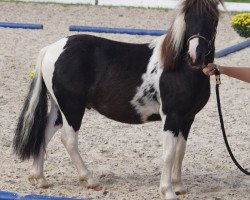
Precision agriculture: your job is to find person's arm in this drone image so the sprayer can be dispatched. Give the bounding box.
[203,63,250,83]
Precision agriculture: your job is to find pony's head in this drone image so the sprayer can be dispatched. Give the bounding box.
[161,0,224,71]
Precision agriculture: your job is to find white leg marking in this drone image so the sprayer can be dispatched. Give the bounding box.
[188,38,199,63]
[159,109,178,199]
[29,150,48,188]
[60,116,101,191]
[160,130,178,200]
[172,133,187,195]
[29,101,62,188]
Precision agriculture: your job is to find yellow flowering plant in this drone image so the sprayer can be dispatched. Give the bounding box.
[231,13,250,38]
[28,69,35,78]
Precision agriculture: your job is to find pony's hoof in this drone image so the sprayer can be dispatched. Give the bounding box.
[87,178,102,191]
[175,191,187,195]
[159,186,179,200]
[28,174,49,188]
[87,184,103,191]
[173,182,187,196]
[80,176,102,191]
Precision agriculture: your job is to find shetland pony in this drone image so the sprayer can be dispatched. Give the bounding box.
[14,0,223,199]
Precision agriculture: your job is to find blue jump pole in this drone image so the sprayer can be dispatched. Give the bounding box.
[215,39,250,58]
[0,191,85,200]
[0,191,18,200]
[69,26,166,36]
[0,22,43,29]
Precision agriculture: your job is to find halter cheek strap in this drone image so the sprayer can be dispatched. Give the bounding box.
[187,28,217,57]
[187,34,212,57]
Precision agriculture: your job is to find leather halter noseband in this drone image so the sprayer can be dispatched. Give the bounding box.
[186,30,217,70]
[187,28,217,56]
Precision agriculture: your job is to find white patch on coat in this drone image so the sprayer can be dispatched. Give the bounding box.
[188,38,199,63]
[130,36,165,122]
[41,38,68,106]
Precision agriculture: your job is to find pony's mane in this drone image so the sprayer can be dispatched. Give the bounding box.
[181,0,224,18]
[161,0,224,71]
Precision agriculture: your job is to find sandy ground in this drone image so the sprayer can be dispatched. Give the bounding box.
[0,2,249,200]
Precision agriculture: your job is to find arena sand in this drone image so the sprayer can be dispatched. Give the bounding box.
[0,2,249,200]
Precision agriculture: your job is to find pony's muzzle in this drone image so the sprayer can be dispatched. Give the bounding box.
[187,51,204,68]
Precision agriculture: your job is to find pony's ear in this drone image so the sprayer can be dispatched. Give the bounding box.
[211,0,226,15]
[218,0,226,10]
[218,0,225,5]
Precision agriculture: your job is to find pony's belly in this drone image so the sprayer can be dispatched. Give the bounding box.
[92,103,143,124]
[91,99,160,124]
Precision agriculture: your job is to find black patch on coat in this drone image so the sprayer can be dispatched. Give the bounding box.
[137,98,145,106]
[151,67,156,74]
[148,85,155,94]
[55,110,62,126]
[152,92,158,103]
[52,34,154,130]
[147,114,161,121]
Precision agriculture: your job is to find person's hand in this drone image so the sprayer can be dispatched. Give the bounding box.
[203,63,218,76]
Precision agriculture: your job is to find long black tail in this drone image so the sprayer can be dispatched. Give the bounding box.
[13,47,48,160]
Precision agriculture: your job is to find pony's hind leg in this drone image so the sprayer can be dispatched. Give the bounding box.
[59,103,101,191]
[28,100,62,188]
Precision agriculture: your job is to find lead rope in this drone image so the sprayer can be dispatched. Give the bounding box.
[214,68,250,175]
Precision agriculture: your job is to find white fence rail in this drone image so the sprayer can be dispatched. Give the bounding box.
[13,0,96,4]
[11,0,250,12]
[98,0,178,9]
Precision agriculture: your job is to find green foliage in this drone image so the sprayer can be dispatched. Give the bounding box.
[226,0,250,2]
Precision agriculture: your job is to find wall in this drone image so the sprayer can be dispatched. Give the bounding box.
[11,0,250,12]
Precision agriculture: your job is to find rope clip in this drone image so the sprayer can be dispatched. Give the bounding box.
[214,65,221,85]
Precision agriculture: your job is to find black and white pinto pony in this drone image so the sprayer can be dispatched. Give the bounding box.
[13,0,224,199]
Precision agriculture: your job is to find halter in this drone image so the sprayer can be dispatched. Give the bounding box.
[186,29,217,70]
[187,29,217,57]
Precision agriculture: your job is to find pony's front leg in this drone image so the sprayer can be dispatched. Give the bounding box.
[159,113,179,200]
[172,133,187,195]
[172,120,193,196]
